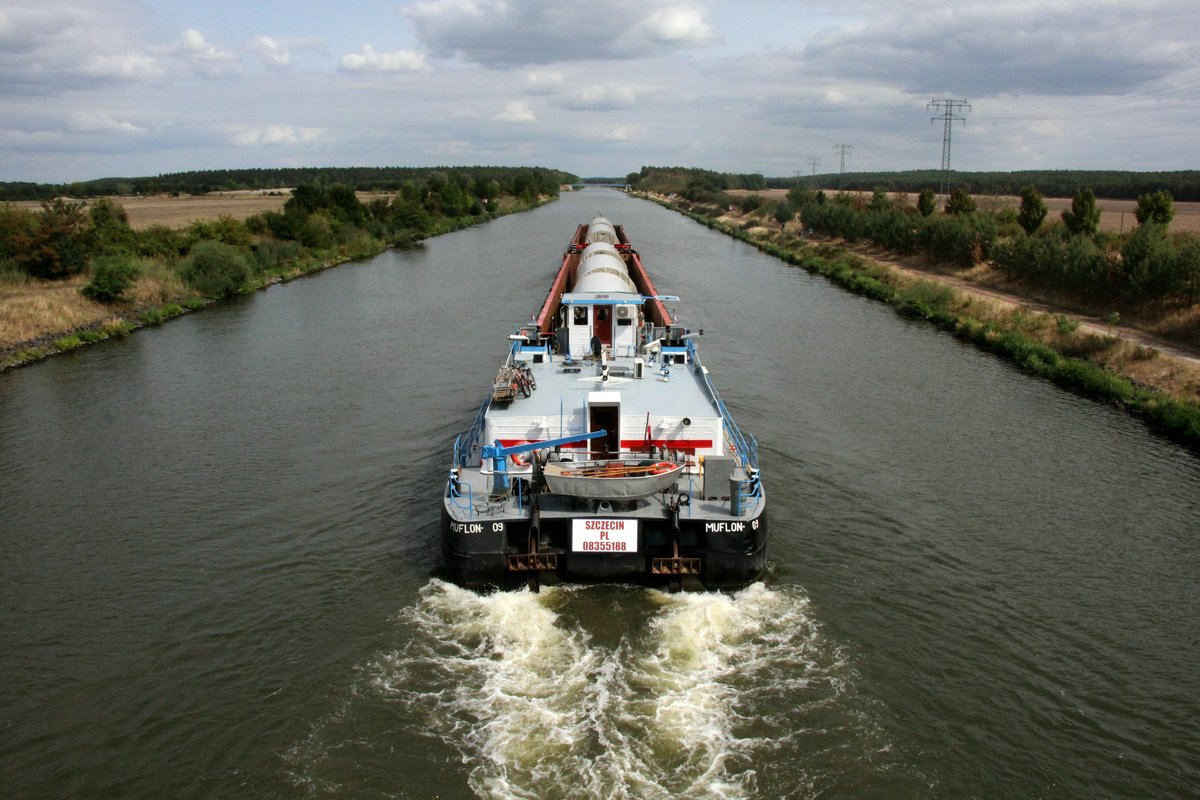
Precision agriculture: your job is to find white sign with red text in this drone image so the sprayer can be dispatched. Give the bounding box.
[572,519,638,553]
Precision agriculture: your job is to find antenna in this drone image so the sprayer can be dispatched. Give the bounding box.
[928,98,971,194]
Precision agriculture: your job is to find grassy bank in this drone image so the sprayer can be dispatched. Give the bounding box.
[1,192,553,372]
[648,195,1200,451]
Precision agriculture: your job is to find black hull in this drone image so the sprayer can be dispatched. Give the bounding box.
[441,506,768,591]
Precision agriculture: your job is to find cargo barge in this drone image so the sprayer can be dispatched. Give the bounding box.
[442,217,766,590]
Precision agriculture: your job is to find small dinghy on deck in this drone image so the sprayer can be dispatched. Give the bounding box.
[542,459,684,500]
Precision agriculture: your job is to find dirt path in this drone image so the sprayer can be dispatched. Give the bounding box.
[822,237,1200,368]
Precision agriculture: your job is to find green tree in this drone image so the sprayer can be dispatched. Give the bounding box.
[15,199,91,279]
[1017,186,1047,235]
[82,256,140,303]
[917,188,937,217]
[1121,222,1173,305]
[299,213,333,249]
[773,201,795,226]
[189,215,251,247]
[326,184,367,226]
[786,186,816,207]
[1062,188,1101,236]
[739,194,765,213]
[287,184,328,214]
[1174,238,1200,304]
[0,205,36,262]
[88,197,128,228]
[944,187,976,216]
[179,240,252,297]
[868,187,891,213]
[1134,189,1174,226]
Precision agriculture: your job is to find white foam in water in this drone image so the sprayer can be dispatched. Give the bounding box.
[367,580,828,800]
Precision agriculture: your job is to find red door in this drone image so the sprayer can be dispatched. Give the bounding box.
[595,306,613,345]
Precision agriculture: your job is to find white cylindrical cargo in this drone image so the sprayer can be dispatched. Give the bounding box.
[575,242,636,292]
[585,216,618,244]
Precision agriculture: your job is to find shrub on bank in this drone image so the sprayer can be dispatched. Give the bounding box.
[82,256,141,303]
[179,240,252,297]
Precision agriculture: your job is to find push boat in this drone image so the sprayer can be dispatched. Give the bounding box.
[442,216,766,590]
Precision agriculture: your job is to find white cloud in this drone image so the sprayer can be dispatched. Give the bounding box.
[68,111,148,134]
[797,1,1194,96]
[644,6,715,46]
[494,101,537,123]
[254,36,291,68]
[558,84,638,111]
[525,71,565,95]
[339,44,431,73]
[0,1,162,94]
[405,0,717,66]
[230,125,327,146]
[166,28,241,78]
[603,125,642,142]
[82,53,162,80]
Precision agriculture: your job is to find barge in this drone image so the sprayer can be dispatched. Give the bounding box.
[442,216,766,590]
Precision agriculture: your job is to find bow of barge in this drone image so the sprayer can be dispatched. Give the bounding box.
[442,217,767,591]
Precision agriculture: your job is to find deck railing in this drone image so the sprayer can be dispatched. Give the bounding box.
[735,469,764,516]
[687,338,760,471]
[454,392,491,468]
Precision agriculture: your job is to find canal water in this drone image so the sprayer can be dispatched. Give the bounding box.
[2,190,1198,799]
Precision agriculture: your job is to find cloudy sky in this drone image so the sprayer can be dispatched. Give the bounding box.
[2,0,1197,183]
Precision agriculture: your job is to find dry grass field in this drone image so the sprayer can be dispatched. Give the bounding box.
[10,190,290,230]
[727,189,1200,234]
[114,191,290,229]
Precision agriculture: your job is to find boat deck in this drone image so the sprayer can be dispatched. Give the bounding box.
[441,217,766,590]
[489,347,719,434]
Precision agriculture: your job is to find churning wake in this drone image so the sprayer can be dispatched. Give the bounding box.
[345,579,860,800]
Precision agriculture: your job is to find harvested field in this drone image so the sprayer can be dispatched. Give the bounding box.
[113,192,290,230]
[726,189,1200,234]
[10,190,289,230]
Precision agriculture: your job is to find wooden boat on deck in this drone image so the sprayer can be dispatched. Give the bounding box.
[542,458,684,500]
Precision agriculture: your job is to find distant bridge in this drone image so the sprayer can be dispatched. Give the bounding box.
[571,183,630,190]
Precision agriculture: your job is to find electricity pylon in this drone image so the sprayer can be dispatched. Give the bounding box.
[832,145,851,187]
[928,98,970,194]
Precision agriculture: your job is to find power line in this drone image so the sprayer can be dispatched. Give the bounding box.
[807,156,821,176]
[928,98,970,193]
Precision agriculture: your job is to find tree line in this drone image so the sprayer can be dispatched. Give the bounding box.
[640,160,1199,313]
[787,185,1199,311]
[770,169,1200,202]
[627,165,1200,203]
[0,166,575,202]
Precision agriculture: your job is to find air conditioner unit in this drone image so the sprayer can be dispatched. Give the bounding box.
[616,305,632,319]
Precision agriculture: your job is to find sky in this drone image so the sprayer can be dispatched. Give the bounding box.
[1,0,1198,183]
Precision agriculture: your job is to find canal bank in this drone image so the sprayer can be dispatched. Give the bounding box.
[0,197,556,374]
[645,194,1200,451]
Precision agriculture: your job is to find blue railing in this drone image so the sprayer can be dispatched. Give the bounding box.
[454,393,491,468]
[687,338,760,471]
[736,469,764,515]
[447,470,476,515]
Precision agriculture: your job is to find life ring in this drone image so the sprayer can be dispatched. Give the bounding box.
[650,461,674,475]
[509,441,531,468]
